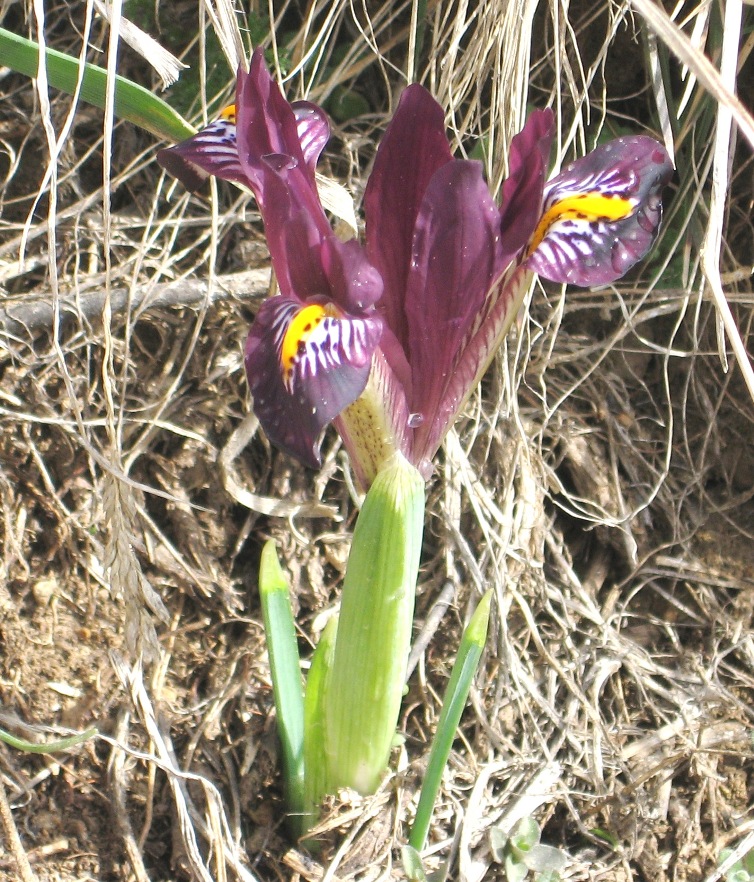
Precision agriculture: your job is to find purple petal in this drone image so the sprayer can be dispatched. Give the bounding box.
[403,160,507,461]
[156,82,329,193]
[245,297,382,467]
[261,192,331,303]
[413,262,532,466]
[321,237,384,312]
[292,101,330,172]
[234,52,384,315]
[526,136,674,286]
[235,50,323,219]
[364,84,454,352]
[156,111,246,192]
[498,109,555,261]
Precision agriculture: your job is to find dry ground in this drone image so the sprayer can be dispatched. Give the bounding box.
[1,1,754,881]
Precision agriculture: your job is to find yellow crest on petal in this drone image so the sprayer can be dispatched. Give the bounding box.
[528,191,637,255]
[219,104,237,123]
[280,303,343,389]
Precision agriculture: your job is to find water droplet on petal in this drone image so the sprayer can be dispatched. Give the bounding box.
[264,152,298,172]
[408,412,424,428]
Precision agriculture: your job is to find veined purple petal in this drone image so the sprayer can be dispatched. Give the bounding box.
[498,108,555,262]
[156,109,246,192]
[413,262,532,466]
[235,50,324,221]
[404,159,507,460]
[364,85,454,352]
[156,79,329,194]
[245,297,383,468]
[526,136,674,286]
[321,237,384,312]
[292,101,330,172]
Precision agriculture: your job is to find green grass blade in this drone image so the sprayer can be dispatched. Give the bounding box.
[0,726,97,754]
[0,27,195,142]
[409,590,492,853]
[303,616,338,836]
[259,540,306,835]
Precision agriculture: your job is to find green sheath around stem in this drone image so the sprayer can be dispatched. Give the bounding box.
[323,454,425,795]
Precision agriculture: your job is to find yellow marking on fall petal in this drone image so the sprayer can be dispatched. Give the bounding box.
[280,304,335,382]
[528,191,637,254]
[219,104,236,124]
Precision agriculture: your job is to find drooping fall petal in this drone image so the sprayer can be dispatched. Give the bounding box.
[156,94,329,193]
[526,135,674,286]
[156,109,245,191]
[245,297,383,467]
[364,84,454,353]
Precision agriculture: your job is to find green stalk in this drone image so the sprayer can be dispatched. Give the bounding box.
[258,541,306,837]
[409,590,492,853]
[0,27,195,142]
[323,454,425,795]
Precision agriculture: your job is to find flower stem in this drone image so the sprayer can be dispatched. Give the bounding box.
[323,454,425,795]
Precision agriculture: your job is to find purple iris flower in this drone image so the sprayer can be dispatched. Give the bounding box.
[158,48,673,487]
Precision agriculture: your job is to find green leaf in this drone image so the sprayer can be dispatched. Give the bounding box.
[0,27,195,142]
[534,870,562,882]
[590,827,619,849]
[302,616,338,831]
[0,725,96,754]
[408,590,492,853]
[505,853,529,882]
[401,845,428,882]
[524,844,567,874]
[259,540,306,836]
[323,454,425,796]
[490,826,508,863]
[510,817,541,859]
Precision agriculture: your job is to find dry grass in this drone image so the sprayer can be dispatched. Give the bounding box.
[1,0,753,880]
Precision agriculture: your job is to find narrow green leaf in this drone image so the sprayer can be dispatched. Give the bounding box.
[324,454,425,795]
[0,726,97,754]
[303,616,338,833]
[0,27,195,142]
[259,540,306,836]
[408,590,492,853]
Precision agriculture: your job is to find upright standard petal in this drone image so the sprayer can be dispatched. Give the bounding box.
[364,85,454,352]
[234,53,383,315]
[245,297,383,467]
[526,136,674,286]
[498,109,555,261]
[403,160,506,463]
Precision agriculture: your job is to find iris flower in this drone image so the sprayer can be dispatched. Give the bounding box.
[159,48,673,488]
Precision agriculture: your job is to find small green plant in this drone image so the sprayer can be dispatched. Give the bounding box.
[719,846,754,882]
[490,817,567,882]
